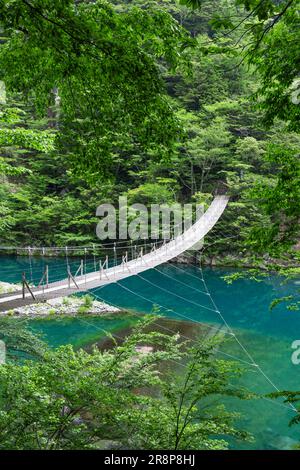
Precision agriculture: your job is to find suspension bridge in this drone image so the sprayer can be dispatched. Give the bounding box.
[0,195,228,312]
[0,193,297,416]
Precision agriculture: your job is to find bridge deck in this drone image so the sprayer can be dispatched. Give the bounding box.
[0,195,229,312]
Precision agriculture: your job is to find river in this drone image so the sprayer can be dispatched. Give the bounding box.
[0,254,299,449]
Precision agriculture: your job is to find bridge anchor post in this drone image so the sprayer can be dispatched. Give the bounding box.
[22,272,36,301]
[38,265,49,293]
[22,272,25,299]
[67,268,79,289]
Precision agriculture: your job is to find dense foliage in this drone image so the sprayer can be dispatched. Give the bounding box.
[0,317,249,450]
[0,0,190,178]
[0,0,299,452]
[0,316,46,359]
[0,0,298,260]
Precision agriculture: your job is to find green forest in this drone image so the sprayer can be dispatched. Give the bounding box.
[0,0,299,454]
[0,0,298,261]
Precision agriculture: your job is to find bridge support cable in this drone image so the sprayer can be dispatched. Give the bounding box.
[90,287,246,358]
[92,243,97,272]
[134,266,297,412]
[84,248,87,285]
[149,264,209,296]
[37,265,49,292]
[0,196,229,305]
[136,273,218,314]
[113,243,117,278]
[27,247,34,284]
[121,252,131,273]
[194,251,297,412]
[99,256,109,280]
[21,272,36,300]
[75,289,295,415]
[67,267,80,289]
[91,283,290,383]
[152,249,298,413]
[75,260,84,278]
[65,246,70,272]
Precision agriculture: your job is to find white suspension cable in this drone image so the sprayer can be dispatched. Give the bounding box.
[136,273,219,314]
[86,289,296,414]
[195,250,297,413]
[109,256,297,413]
[149,264,209,296]
[90,288,252,365]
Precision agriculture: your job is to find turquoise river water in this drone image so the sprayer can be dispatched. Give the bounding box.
[1,254,300,450]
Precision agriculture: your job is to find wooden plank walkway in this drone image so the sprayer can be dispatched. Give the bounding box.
[0,196,229,312]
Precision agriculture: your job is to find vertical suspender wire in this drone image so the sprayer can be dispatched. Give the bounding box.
[28,246,33,284]
[197,250,297,413]
[65,246,69,274]
[42,247,45,293]
[41,247,45,275]
[93,243,97,272]
[84,247,87,285]
[114,242,117,278]
[130,240,133,262]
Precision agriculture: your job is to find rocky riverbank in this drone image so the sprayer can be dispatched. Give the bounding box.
[0,291,120,318]
[0,281,20,294]
[173,252,300,269]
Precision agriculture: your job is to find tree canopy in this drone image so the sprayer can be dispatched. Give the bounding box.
[0,0,190,178]
[179,0,300,130]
